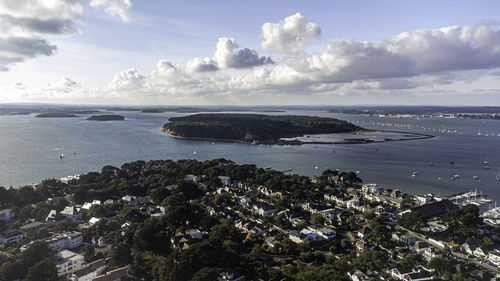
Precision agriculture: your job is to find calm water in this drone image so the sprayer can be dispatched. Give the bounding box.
[0,110,499,203]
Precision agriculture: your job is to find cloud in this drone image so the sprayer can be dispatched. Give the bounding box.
[186,57,218,73]
[214,37,273,69]
[261,13,321,53]
[110,68,146,89]
[89,0,132,22]
[0,0,83,20]
[0,37,57,71]
[0,14,76,35]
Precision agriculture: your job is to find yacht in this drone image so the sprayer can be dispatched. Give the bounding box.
[484,154,489,165]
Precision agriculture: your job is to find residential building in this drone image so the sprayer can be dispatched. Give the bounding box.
[46,231,83,250]
[70,259,106,281]
[0,230,25,245]
[92,266,129,281]
[488,250,500,267]
[55,250,85,276]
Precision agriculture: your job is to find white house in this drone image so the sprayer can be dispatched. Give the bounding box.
[60,206,84,222]
[55,250,85,276]
[473,247,488,260]
[70,259,106,281]
[307,225,336,240]
[488,250,500,267]
[252,202,275,216]
[218,176,231,186]
[46,231,83,250]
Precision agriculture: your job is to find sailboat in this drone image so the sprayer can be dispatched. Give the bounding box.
[496,172,500,181]
[193,150,197,155]
[484,154,489,165]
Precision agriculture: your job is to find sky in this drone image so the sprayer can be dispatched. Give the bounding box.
[1,0,500,105]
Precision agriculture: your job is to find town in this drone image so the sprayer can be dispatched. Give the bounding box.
[0,159,499,281]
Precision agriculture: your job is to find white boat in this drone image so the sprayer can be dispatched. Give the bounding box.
[473,175,480,180]
[193,150,197,155]
[496,172,500,181]
[484,165,491,170]
[59,153,64,159]
[412,171,419,177]
[484,154,489,165]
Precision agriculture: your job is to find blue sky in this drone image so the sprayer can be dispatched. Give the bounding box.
[1,0,500,105]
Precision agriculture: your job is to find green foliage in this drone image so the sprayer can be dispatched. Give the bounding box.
[310,213,325,225]
[398,211,427,231]
[25,259,59,281]
[442,204,482,237]
[352,250,388,272]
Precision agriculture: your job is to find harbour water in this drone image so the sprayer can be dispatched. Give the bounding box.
[0,110,499,203]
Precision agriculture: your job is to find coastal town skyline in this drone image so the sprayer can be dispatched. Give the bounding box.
[1,0,500,105]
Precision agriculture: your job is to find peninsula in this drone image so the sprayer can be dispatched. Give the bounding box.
[162,113,362,144]
[87,115,125,121]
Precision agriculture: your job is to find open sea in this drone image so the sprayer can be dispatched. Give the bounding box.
[1,110,499,204]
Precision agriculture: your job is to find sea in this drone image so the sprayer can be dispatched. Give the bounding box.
[0,110,499,204]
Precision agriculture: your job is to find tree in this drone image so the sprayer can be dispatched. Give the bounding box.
[190,267,219,281]
[398,211,427,231]
[310,213,325,225]
[442,204,482,237]
[25,260,59,281]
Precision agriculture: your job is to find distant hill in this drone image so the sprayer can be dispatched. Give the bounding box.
[35,112,79,118]
[163,113,361,143]
[87,115,125,121]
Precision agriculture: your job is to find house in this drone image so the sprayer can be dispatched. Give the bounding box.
[409,241,429,254]
[185,174,201,182]
[403,271,434,281]
[348,269,371,281]
[473,247,488,260]
[265,236,279,249]
[0,230,25,245]
[288,229,321,244]
[391,267,415,280]
[460,241,476,255]
[0,209,15,221]
[358,226,372,240]
[70,259,106,281]
[46,209,65,224]
[18,221,45,233]
[400,234,416,245]
[307,225,336,240]
[218,176,231,186]
[121,195,138,206]
[46,231,83,250]
[89,217,101,225]
[60,206,84,222]
[319,208,342,219]
[488,250,500,267]
[92,266,129,281]
[421,247,443,260]
[252,202,275,216]
[218,269,245,281]
[185,229,203,239]
[238,196,252,207]
[55,250,85,276]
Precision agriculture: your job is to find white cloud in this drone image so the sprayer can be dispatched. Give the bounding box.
[186,57,218,73]
[214,37,273,69]
[261,13,321,53]
[89,0,132,22]
[110,68,145,89]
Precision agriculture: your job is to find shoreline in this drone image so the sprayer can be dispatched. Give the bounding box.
[163,128,435,145]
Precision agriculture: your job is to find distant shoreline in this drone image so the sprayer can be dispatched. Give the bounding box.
[163,129,434,145]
